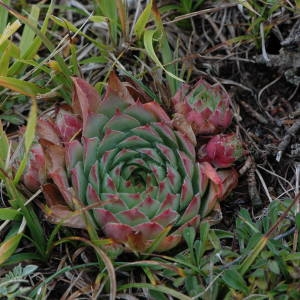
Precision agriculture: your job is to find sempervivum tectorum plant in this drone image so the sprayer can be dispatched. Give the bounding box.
[23,73,238,253]
[172,79,233,135]
[198,134,243,168]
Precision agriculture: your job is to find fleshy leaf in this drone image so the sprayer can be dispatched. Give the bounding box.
[179,177,194,209]
[83,137,99,175]
[72,77,100,125]
[42,183,86,228]
[56,109,82,142]
[86,184,101,207]
[101,173,117,193]
[143,102,171,123]
[84,113,108,138]
[116,208,149,226]
[200,162,222,185]
[124,102,159,124]
[65,140,83,172]
[131,125,163,144]
[177,195,201,225]
[152,208,179,227]
[118,193,142,209]
[138,196,160,219]
[104,110,141,132]
[199,134,243,168]
[100,72,134,117]
[156,143,177,166]
[174,215,200,235]
[166,164,181,192]
[23,144,46,191]
[138,148,163,164]
[97,129,127,156]
[104,222,133,243]
[134,221,164,240]
[95,208,119,227]
[154,234,182,252]
[37,119,60,144]
[159,193,180,212]
[70,161,88,204]
[118,135,151,149]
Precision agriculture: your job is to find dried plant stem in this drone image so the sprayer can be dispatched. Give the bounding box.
[240,100,268,124]
[246,158,262,207]
[276,120,300,162]
[255,169,273,203]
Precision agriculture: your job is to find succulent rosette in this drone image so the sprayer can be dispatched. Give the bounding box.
[198,134,243,168]
[172,79,233,135]
[23,74,238,253]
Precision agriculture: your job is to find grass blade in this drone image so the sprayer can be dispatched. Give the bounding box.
[95,0,118,45]
[0,19,21,46]
[0,76,48,96]
[0,233,22,265]
[19,5,40,55]
[116,0,127,39]
[50,15,108,50]
[3,180,47,259]
[13,98,37,184]
[0,0,9,33]
[0,120,9,170]
[143,29,183,85]
[117,283,192,300]
[151,3,179,94]
[0,208,22,220]
[134,0,152,40]
[0,41,19,76]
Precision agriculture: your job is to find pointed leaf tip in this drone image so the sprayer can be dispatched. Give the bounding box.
[105,71,134,104]
[143,102,171,123]
[72,77,100,123]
